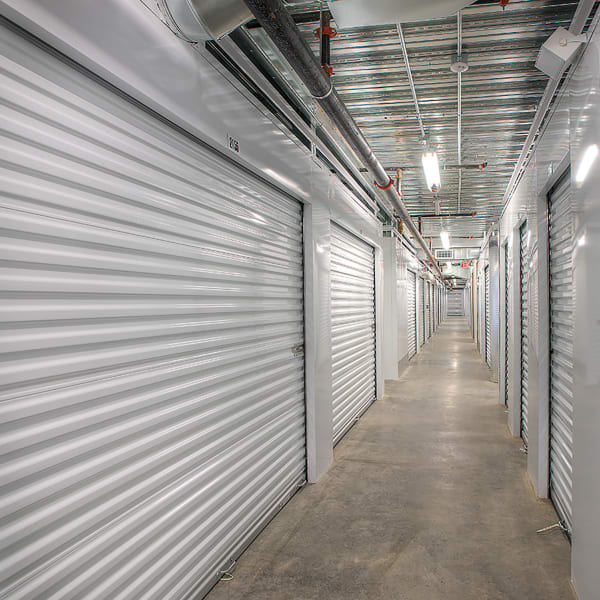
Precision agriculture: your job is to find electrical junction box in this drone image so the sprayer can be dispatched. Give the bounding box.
[535,26,586,79]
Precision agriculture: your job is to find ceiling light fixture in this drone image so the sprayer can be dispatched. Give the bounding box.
[440,231,450,250]
[422,150,441,193]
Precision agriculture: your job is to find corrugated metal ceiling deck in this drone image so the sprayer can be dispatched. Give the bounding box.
[249,0,579,238]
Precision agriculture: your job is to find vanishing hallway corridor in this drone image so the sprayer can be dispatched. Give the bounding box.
[206,318,573,600]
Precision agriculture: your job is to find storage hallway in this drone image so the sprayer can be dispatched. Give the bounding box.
[0,1,599,600]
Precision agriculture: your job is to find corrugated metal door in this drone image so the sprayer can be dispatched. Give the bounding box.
[548,172,574,532]
[448,290,464,315]
[432,285,435,332]
[407,270,417,359]
[419,277,426,346]
[425,281,432,339]
[504,243,510,406]
[0,24,306,600]
[485,265,491,366]
[330,224,376,445]
[520,222,529,447]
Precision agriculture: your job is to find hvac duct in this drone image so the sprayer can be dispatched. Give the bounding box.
[158,0,252,41]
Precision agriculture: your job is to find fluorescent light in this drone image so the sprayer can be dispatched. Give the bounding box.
[575,144,599,184]
[440,231,450,249]
[422,151,441,192]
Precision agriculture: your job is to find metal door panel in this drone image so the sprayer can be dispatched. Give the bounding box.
[505,243,510,406]
[485,265,491,367]
[520,222,529,447]
[330,224,376,445]
[407,270,417,359]
[0,25,305,600]
[419,277,426,346]
[548,172,574,532]
[448,290,464,315]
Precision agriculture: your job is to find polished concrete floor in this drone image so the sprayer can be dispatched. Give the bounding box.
[206,317,573,600]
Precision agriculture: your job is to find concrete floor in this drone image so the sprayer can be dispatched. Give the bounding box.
[206,317,573,600]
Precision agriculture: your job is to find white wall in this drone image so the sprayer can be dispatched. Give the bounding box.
[499,14,600,599]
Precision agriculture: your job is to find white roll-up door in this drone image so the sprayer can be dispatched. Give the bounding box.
[419,277,426,346]
[504,243,510,406]
[448,290,464,315]
[485,265,491,366]
[428,283,433,336]
[330,224,376,445]
[520,222,529,447]
[0,24,306,600]
[407,270,417,359]
[548,172,574,533]
[424,282,429,339]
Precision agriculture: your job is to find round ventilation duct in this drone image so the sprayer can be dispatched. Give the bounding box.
[158,0,252,41]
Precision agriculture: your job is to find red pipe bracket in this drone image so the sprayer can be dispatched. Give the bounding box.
[374,177,395,191]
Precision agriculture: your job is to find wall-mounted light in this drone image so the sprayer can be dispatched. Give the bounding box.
[575,144,598,184]
[440,231,450,249]
[422,151,441,192]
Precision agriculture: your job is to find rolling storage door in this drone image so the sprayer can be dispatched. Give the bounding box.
[0,24,306,600]
[407,271,417,359]
[504,243,510,406]
[448,290,464,315]
[520,222,529,446]
[548,172,574,532]
[425,282,431,340]
[485,266,491,366]
[419,277,426,346]
[428,283,434,336]
[330,224,376,445]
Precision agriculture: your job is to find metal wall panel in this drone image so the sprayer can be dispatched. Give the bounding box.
[0,25,306,600]
[407,270,417,359]
[485,265,491,367]
[549,172,574,532]
[330,224,376,445]
[520,222,530,447]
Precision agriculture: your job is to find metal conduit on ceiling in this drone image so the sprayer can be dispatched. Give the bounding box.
[249,0,585,239]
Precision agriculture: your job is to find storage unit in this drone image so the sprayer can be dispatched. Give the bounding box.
[448,290,464,315]
[0,22,306,600]
[426,282,432,338]
[425,281,430,341]
[330,224,376,445]
[548,172,574,532]
[419,277,426,346]
[407,270,417,359]
[504,243,510,406]
[520,222,529,446]
[485,265,491,367]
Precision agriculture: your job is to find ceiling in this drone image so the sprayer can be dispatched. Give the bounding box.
[247,0,580,241]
